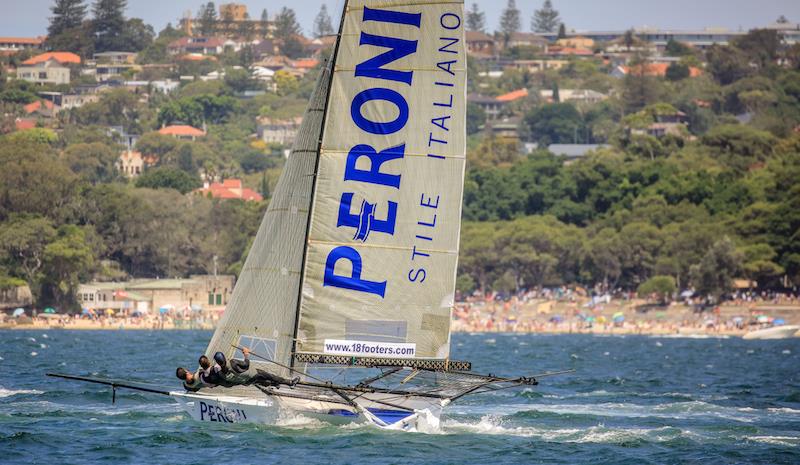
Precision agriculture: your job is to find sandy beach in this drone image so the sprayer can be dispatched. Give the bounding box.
[4,296,799,337]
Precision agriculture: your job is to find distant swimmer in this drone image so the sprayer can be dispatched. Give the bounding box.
[205,348,299,388]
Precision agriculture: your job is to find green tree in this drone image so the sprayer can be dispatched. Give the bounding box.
[665,62,690,81]
[62,142,120,183]
[733,28,780,69]
[274,7,302,38]
[313,4,334,38]
[466,101,486,135]
[665,39,692,57]
[135,167,201,194]
[259,172,269,198]
[177,144,195,173]
[706,44,752,85]
[48,0,87,38]
[198,2,217,36]
[740,243,784,287]
[691,237,742,300]
[0,134,79,222]
[466,3,486,33]
[41,225,96,310]
[637,275,676,303]
[235,13,253,40]
[622,50,660,112]
[118,18,155,52]
[524,103,583,146]
[532,0,560,33]
[92,0,128,52]
[499,0,521,46]
[0,216,56,298]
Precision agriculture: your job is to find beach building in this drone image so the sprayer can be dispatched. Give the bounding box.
[77,275,235,315]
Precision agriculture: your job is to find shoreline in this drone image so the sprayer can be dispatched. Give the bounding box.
[0,321,787,338]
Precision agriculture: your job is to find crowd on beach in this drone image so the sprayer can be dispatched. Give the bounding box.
[2,287,798,336]
[450,287,800,336]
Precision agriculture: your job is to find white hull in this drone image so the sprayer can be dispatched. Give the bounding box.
[170,390,444,431]
[743,325,800,340]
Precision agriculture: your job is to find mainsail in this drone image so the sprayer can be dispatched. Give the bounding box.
[206,0,467,378]
[295,0,467,362]
[204,59,335,376]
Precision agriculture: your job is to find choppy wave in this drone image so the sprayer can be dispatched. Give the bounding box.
[0,387,43,398]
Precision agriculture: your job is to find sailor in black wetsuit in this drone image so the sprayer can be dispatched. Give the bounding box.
[206,348,299,388]
[176,355,218,392]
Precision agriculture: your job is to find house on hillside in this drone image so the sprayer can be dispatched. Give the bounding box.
[23,99,56,118]
[507,59,568,73]
[465,31,496,56]
[256,116,302,146]
[38,91,100,112]
[16,52,80,85]
[484,116,522,141]
[548,144,611,160]
[158,124,206,141]
[91,51,139,81]
[118,150,145,178]
[611,63,702,78]
[193,179,263,202]
[507,32,548,49]
[0,36,44,55]
[540,88,608,105]
[168,37,232,55]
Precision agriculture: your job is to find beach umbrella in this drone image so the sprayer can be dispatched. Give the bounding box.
[732,316,744,323]
[44,307,56,314]
[105,308,115,315]
[774,318,785,326]
[12,308,25,317]
[191,304,203,312]
[131,310,144,318]
[81,308,93,315]
[612,312,625,322]
[549,315,564,323]
[680,290,694,298]
[756,315,769,323]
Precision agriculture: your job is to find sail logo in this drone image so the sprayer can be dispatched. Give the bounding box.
[323,6,422,298]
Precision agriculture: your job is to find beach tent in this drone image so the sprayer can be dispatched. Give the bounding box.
[159,304,175,314]
[12,308,25,317]
[44,307,56,314]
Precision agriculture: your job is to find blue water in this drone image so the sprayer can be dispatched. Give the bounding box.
[2,331,799,464]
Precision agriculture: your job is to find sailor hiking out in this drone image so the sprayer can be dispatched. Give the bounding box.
[177,348,298,392]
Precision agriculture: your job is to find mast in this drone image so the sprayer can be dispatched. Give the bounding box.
[289,0,350,369]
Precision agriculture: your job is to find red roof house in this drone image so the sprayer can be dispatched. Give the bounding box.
[22,51,81,65]
[158,125,206,140]
[194,179,263,202]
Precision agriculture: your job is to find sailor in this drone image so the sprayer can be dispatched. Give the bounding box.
[175,366,207,392]
[207,348,299,388]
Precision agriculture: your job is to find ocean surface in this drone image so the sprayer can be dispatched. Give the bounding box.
[1,330,799,465]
